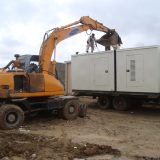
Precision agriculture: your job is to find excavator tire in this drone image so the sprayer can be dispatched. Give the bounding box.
[0,104,24,130]
[62,100,79,120]
[79,103,88,118]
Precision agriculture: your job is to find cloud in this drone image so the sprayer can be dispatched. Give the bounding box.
[66,0,160,42]
[0,0,160,67]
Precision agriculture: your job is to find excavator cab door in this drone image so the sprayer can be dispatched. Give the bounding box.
[14,73,45,93]
[27,73,45,92]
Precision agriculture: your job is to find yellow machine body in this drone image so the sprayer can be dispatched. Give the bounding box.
[0,71,64,98]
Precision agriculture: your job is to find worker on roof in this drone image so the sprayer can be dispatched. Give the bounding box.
[86,33,97,53]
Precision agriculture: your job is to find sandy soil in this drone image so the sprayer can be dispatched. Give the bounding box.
[0,98,160,160]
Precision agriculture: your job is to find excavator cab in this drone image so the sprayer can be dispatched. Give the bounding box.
[0,55,43,93]
[1,55,39,72]
[19,55,39,72]
[1,54,65,95]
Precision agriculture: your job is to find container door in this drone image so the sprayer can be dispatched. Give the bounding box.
[126,54,143,87]
[94,57,109,86]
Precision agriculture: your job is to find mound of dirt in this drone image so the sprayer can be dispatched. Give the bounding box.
[74,143,121,158]
[0,131,120,160]
[135,156,160,160]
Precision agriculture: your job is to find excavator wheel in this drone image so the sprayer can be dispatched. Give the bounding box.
[62,100,79,120]
[0,104,24,130]
[79,103,88,118]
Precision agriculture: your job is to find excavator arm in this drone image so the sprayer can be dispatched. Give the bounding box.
[39,16,113,74]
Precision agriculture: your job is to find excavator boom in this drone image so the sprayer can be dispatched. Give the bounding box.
[39,16,113,74]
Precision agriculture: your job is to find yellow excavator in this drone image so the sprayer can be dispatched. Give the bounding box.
[0,16,120,129]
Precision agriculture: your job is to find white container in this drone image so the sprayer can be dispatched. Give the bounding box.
[71,51,115,92]
[72,45,160,94]
[117,46,160,93]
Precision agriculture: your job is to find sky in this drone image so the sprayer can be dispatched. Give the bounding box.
[0,0,160,67]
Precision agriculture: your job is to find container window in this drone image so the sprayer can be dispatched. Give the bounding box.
[130,60,136,81]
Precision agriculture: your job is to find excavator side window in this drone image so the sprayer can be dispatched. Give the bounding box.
[14,75,28,92]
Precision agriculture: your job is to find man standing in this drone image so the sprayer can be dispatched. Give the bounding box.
[86,33,97,53]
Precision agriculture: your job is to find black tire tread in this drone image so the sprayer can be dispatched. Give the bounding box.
[0,104,24,130]
[62,100,79,120]
[98,96,111,109]
[113,97,130,111]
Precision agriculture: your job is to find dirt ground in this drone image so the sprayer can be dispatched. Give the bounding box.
[0,97,160,160]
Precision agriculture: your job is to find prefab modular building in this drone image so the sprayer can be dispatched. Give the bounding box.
[71,45,160,110]
[72,50,114,92]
